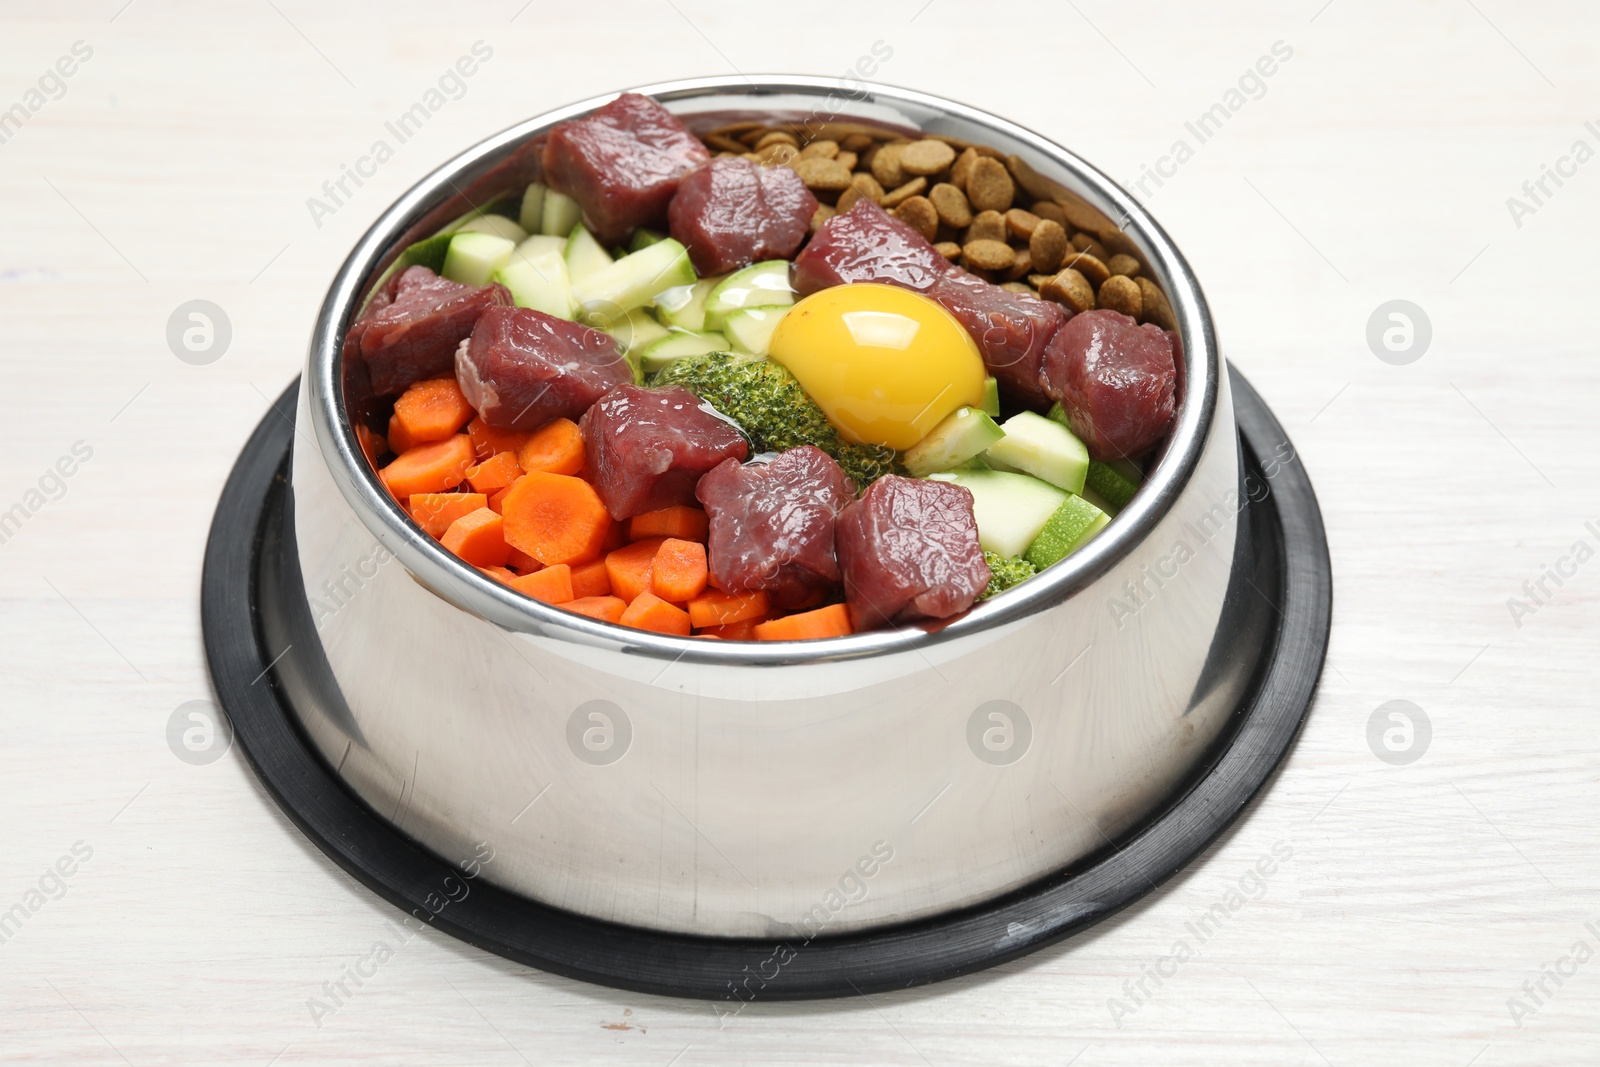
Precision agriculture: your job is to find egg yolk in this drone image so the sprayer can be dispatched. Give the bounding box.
[766,284,986,451]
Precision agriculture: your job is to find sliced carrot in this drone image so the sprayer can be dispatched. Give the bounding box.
[355,424,388,465]
[393,377,475,444]
[409,492,488,539]
[651,538,708,602]
[487,486,512,514]
[466,417,531,461]
[570,558,611,599]
[628,505,709,543]
[386,412,417,455]
[754,603,853,641]
[687,588,769,629]
[466,451,523,494]
[442,506,510,567]
[564,595,627,624]
[500,471,612,566]
[381,435,475,498]
[605,537,665,604]
[506,546,543,574]
[517,417,586,476]
[619,591,692,636]
[699,618,760,640]
[509,563,574,604]
[478,565,516,583]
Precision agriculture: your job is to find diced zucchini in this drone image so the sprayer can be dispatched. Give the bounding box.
[492,249,573,319]
[903,407,1005,477]
[570,238,697,324]
[927,468,1067,558]
[655,276,722,331]
[640,330,729,374]
[512,234,566,262]
[606,306,671,350]
[518,182,547,233]
[1024,495,1110,569]
[723,306,790,356]
[703,260,794,331]
[1085,458,1142,511]
[442,232,516,287]
[454,214,529,243]
[629,228,666,253]
[541,189,581,237]
[563,225,614,285]
[985,410,1090,494]
[980,377,1001,417]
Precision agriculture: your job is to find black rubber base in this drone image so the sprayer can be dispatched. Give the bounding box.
[202,368,1331,1001]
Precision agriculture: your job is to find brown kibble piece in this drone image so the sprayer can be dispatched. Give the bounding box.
[840,132,875,153]
[934,241,963,261]
[1007,248,1033,281]
[1097,275,1143,318]
[966,157,1015,213]
[799,139,839,159]
[1000,281,1035,294]
[836,186,865,213]
[1040,269,1096,314]
[755,130,799,150]
[809,203,836,234]
[1004,208,1041,241]
[791,156,854,191]
[758,142,799,167]
[928,183,972,228]
[949,147,979,191]
[835,151,857,172]
[1070,232,1109,260]
[1136,277,1176,330]
[1107,254,1142,278]
[1062,251,1110,286]
[965,209,1007,244]
[962,239,1016,272]
[900,139,957,176]
[871,143,907,188]
[1032,200,1067,227]
[704,132,749,154]
[880,177,927,209]
[1029,219,1069,274]
[894,196,939,241]
[1056,198,1114,235]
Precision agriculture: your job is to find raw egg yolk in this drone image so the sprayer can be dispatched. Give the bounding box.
[767,284,987,451]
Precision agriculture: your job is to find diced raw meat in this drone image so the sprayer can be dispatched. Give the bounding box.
[929,269,1063,411]
[667,157,818,276]
[455,306,634,431]
[1038,309,1176,461]
[349,266,512,396]
[791,198,954,296]
[541,92,711,244]
[581,385,749,519]
[695,446,855,608]
[834,475,990,631]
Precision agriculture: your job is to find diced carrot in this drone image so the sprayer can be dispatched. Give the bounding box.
[500,472,612,566]
[651,538,708,602]
[442,507,510,567]
[466,451,524,494]
[619,591,692,636]
[605,537,665,604]
[754,603,853,641]
[409,492,488,539]
[628,505,709,543]
[355,424,388,465]
[381,435,475,498]
[488,486,512,514]
[687,588,769,629]
[466,417,531,461]
[509,563,574,604]
[506,546,543,574]
[478,565,516,583]
[387,412,416,454]
[517,417,586,476]
[570,558,611,599]
[699,618,760,640]
[564,595,627,624]
[393,377,475,444]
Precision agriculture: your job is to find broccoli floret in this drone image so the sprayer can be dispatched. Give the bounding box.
[651,352,898,487]
[981,551,1037,600]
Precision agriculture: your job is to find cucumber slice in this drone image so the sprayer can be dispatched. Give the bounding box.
[563,225,614,285]
[629,228,666,253]
[985,410,1090,494]
[512,234,567,262]
[442,231,516,287]
[541,189,581,237]
[570,238,697,325]
[1025,495,1110,569]
[655,276,722,331]
[927,468,1067,558]
[454,214,529,243]
[606,306,671,350]
[1085,458,1142,510]
[639,330,728,374]
[492,249,573,319]
[518,182,546,233]
[903,407,1005,477]
[703,260,794,331]
[979,377,1001,417]
[723,306,790,356]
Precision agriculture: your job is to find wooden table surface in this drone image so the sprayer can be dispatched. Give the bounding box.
[3,1,1597,1063]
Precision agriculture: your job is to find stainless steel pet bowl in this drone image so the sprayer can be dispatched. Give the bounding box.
[287,76,1252,939]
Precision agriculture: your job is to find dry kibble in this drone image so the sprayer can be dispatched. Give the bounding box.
[949,147,980,191]
[1000,281,1035,294]
[880,176,928,209]
[900,138,957,176]
[871,143,908,188]
[1004,208,1041,241]
[705,132,748,154]
[1007,248,1033,281]
[840,132,875,153]
[894,196,940,241]
[1070,233,1110,261]
[791,156,855,191]
[934,241,963,261]
[1062,251,1110,286]
[836,151,858,172]
[849,171,885,202]
[1028,219,1069,274]
[799,139,839,159]
[962,239,1016,272]
[965,209,1007,244]
[809,203,836,233]
[1031,200,1067,227]
[1057,198,1112,234]
[1136,277,1176,330]
[1107,254,1142,278]
[761,142,801,167]
[1040,269,1096,314]
[1097,274,1143,318]
[928,182,972,228]
[965,157,1015,213]
[835,186,865,213]
[755,130,799,150]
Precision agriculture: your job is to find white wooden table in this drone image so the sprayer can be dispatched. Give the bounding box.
[3,2,1596,1063]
